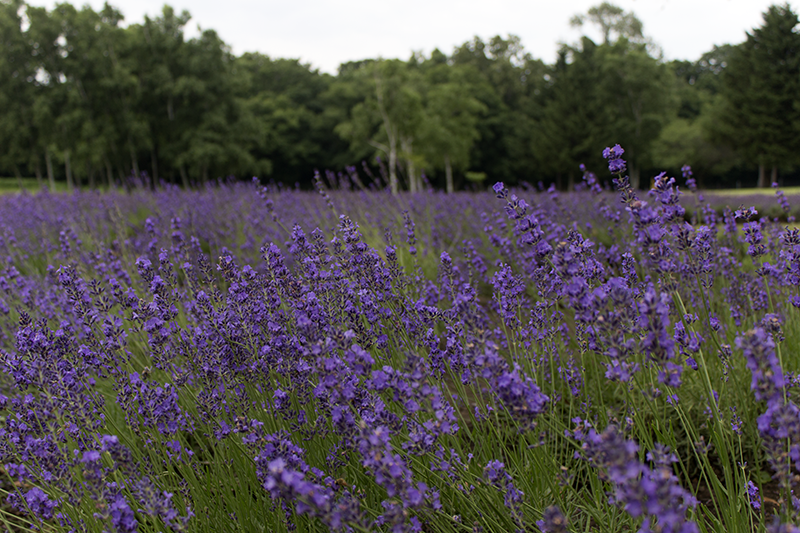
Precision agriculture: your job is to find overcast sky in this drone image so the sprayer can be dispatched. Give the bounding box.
[23,0,798,74]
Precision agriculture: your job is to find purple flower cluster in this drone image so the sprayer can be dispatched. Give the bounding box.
[572,422,699,533]
[0,147,798,531]
[603,144,627,175]
[737,326,800,502]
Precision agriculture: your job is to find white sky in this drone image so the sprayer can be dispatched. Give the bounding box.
[24,0,797,74]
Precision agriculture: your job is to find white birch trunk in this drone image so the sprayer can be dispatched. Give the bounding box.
[445,154,454,194]
[401,137,416,193]
[374,73,399,195]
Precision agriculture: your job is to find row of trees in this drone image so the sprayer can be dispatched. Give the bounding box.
[1,1,798,191]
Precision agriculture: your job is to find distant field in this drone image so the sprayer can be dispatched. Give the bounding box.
[0,177,69,193]
[705,186,800,196]
[1,176,798,197]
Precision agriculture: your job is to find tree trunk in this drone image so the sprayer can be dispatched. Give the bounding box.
[119,168,130,193]
[629,163,640,191]
[129,144,139,182]
[45,149,55,192]
[445,154,454,194]
[771,166,778,187]
[180,165,189,189]
[150,147,159,189]
[201,163,208,183]
[757,164,766,188]
[374,74,398,195]
[401,137,416,193]
[104,158,115,189]
[88,162,95,189]
[64,150,73,191]
[567,172,575,192]
[388,138,398,195]
[34,157,43,190]
[12,164,23,190]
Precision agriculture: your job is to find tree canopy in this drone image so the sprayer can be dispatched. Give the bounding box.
[0,1,798,191]
[709,4,800,186]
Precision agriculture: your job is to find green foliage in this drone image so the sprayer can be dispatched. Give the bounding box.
[449,35,547,186]
[710,4,800,182]
[570,1,644,45]
[652,118,740,184]
[0,1,798,191]
[538,33,673,189]
[234,53,339,182]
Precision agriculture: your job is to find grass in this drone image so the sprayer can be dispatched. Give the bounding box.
[4,174,800,197]
[0,177,70,194]
[700,186,800,196]
[0,181,795,532]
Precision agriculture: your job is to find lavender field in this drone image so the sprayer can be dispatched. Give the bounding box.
[1,152,800,533]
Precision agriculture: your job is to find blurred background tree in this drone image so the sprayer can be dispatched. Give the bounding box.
[708,4,800,187]
[0,0,797,191]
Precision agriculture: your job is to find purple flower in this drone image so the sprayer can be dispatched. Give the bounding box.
[767,517,800,533]
[110,495,139,533]
[492,365,549,428]
[608,159,626,174]
[747,481,761,510]
[484,460,524,529]
[24,487,58,520]
[736,328,784,401]
[252,430,364,530]
[536,506,568,533]
[603,145,625,159]
[573,423,698,533]
[603,145,627,175]
[682,165,696,191]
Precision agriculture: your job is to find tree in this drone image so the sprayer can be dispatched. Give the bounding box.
[535,40,608,189]
[450,35,546,186]
[653,48,742,187]
[596,39,674,188]
[419,62,485,193]
[53,2,134,189]
[24,3,70,190]
[652,118,741,188]
[234,53,338,184]
[335,59,425,194]
[129,6,194,186]
[0,0,36,187]
[712,4,800,187]
[539,14,673,190]
[570,2,644,45]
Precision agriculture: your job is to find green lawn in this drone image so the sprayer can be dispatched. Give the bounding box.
[1,176,798,196]
[702,186,800,196]
[0,177,72,193]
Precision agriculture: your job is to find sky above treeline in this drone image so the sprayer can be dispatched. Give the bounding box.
[23,0,797,74]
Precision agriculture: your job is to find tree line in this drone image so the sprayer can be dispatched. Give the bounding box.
[1,0,798,191]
